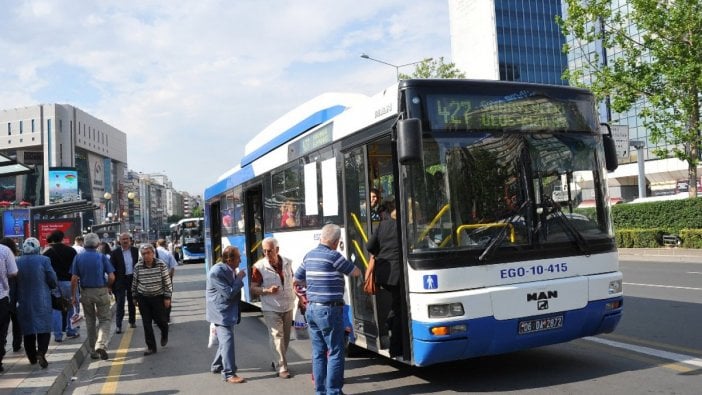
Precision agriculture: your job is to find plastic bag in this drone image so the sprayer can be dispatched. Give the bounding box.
[208,322,218,348]
[293,307,309,340]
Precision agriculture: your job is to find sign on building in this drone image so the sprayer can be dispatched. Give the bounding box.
[609,125,630,159]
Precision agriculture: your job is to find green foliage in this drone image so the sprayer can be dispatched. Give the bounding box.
[558,0,702,196]
[615,228,665,248]
[399,57,466,80]
[167,214,183,224]
[191,206,204,218]
[680,229,702,248]
[611,198,702,233]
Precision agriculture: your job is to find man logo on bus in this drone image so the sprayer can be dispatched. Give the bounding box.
[537,300,549,310]
[527,290,558,302]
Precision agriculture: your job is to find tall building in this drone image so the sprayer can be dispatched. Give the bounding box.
[0,103,127,226]
[449,0,568,85]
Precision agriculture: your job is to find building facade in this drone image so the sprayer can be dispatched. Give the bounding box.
[449,0,568,85]
[0,103,127,227]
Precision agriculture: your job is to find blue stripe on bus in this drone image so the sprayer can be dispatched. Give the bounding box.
[204,164,255,200]
[239,105,346,167]
[409,297,623,367]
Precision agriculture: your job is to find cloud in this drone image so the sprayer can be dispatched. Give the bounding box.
[0,0,451,195]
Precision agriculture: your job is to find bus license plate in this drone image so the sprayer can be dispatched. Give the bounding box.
[518,315,563,335]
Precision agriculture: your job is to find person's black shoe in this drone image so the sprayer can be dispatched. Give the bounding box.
[13,345,22,352]
[160,335,168,347]
[96,348,108,360]
[90,352,100,359]
[143,349,157,356]
[37,354,48,368]
[28,356,37,364]
[129,322,137,328]
[116,327,122,334]
[0,364,4,372]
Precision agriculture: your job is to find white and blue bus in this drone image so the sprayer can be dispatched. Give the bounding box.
[203,79,623,366]
[173,217,205,263]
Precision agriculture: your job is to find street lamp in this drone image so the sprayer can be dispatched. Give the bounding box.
[360,53,433,81]
[103,192,112,223]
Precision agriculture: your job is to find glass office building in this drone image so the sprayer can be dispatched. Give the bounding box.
[449,0,568,85]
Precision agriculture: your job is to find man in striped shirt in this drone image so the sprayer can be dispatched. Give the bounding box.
[295,224,360,395]
[131,243,172,355]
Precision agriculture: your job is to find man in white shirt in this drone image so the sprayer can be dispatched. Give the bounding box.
[156,239,178,323]
[72,235,85,254]
[0,243,19,372]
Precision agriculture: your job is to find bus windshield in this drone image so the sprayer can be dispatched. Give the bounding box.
[404,131,612,259]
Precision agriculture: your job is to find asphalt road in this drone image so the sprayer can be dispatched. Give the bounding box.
[65,258,701,394]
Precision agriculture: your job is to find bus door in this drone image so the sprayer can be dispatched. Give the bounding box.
[206,200,222,271]
[244,186,264,301]
[343,136,399,354]
[343,146,378,350]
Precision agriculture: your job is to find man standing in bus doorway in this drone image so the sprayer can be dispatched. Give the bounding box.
[251,237,295,379]
[206,246,247,384]
[295,224,360,395]
[109,233,139,334]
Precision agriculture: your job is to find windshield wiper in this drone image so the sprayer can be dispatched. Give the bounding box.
[479,200,529,262]
[542,197,590,253]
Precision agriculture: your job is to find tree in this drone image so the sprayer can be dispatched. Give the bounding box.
[167,214,183,224]
[558,0,702,197]
[399,56,466,80]
[191,206,204,218]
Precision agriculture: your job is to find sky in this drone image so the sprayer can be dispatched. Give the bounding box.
[0,0,453,196]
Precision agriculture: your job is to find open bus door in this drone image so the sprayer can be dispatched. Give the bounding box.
[206,200,222,271]
[244,185,264,302]
[342,136,405,357]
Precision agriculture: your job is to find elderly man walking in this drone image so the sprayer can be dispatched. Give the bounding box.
[71,233,115,360]
[251,237,295,378]
[295,224,360,395]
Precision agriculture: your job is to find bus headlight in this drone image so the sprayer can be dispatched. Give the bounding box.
[608,279,622,294]
[428,303,465,318]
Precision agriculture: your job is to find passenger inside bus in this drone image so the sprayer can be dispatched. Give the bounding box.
[279,200,298,228]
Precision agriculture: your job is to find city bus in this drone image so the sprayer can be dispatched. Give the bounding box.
[173,217,205,263]
[203,79,623,366]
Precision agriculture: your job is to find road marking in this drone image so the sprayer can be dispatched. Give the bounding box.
[687,271,702,275]
[624,282,702,291]
[604,333,702,357]
[586,336,702,369]
[100,327,135,394]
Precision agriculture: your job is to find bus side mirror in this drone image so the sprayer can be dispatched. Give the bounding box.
[397,118,423,164]
[600,123,619,172]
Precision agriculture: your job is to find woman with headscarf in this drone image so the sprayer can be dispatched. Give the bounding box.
[16,237,57,368]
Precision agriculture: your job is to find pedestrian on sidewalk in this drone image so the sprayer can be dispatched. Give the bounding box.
[251,237,295,379]
[1,238,22,356]
[70,233,115,360]
[131,243,172,355]
[109,233,139,334]
[0,238,18,372]
[16,238,57,369]
[294,224,361,395]
[206,246,247,384]
[43,230,79,343]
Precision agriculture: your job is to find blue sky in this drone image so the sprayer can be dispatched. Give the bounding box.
[0,0,453,196]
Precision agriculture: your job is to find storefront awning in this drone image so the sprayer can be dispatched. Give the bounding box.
[0,153,33,177]
[29,200,101,218]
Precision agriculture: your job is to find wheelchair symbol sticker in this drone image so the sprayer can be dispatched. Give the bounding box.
[423,275,438,289]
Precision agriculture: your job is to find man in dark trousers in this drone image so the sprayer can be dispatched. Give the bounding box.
[109,232,139,333]
[43,230,79,342]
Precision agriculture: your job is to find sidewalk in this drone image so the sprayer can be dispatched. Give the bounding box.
[2,248,700,394]
[1,304,115,395]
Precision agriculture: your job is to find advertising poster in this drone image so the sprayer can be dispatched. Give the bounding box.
[49,167,79,204]
[34,218,81,247]
[2,209,30,238]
